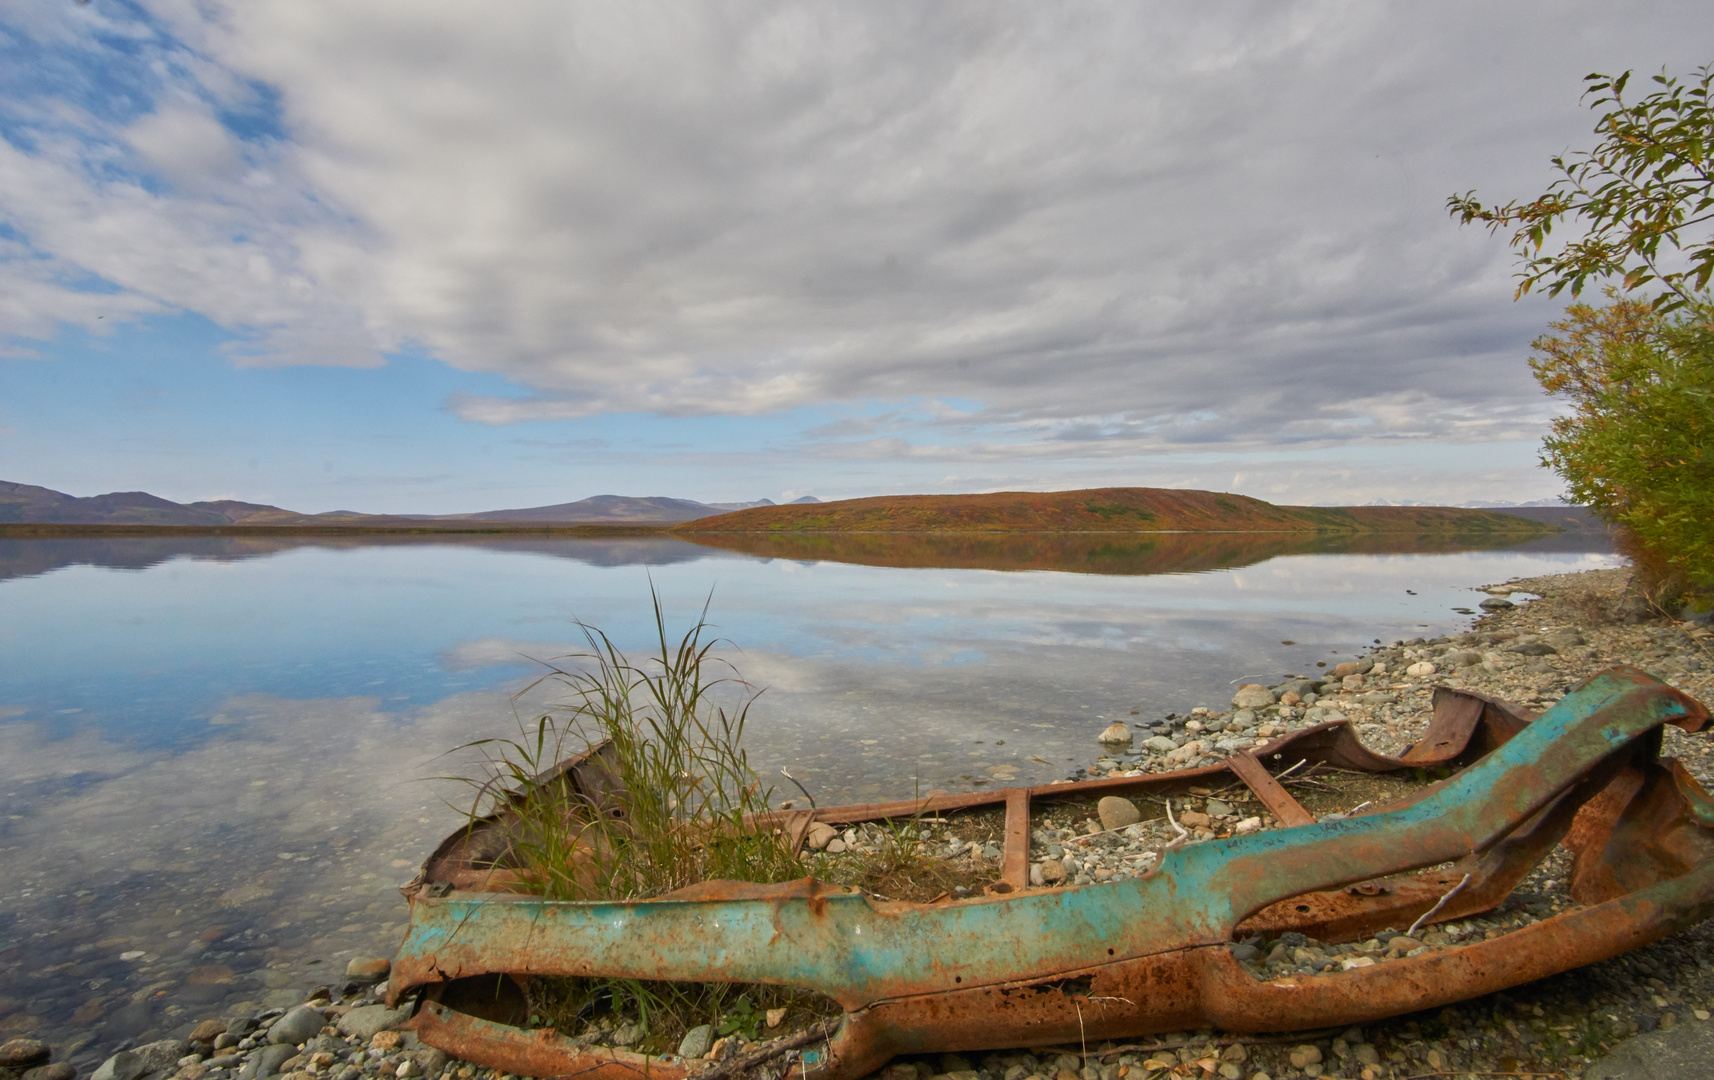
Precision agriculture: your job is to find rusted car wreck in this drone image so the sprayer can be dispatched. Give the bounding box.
[387,666,1713,1079]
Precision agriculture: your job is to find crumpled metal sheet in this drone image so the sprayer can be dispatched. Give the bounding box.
[389,666,1712,1079]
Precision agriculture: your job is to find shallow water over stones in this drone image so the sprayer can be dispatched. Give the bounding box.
[0,533,1616,1065]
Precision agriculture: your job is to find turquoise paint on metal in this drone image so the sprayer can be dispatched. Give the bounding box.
[392,668,1703,1007]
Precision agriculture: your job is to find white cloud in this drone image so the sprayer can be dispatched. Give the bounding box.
[4,1,1711,455]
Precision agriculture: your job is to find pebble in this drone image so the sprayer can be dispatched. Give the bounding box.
[676,1025,713,1060]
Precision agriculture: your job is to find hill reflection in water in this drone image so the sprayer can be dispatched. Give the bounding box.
[0,534,729,583]
[680,528,1600,575]
[0,525,1608,585]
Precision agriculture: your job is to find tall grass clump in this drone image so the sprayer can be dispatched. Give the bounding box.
[458,590,805,902]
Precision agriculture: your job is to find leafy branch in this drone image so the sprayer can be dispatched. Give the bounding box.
[1449,64,1714,313]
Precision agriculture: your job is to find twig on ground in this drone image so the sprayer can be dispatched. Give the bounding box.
[1163,800,1189,848]
[1407,872,1473,937]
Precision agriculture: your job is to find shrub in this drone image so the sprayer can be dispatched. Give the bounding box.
[1529,293,1714,597]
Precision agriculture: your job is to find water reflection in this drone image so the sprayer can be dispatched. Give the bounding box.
[0,531,1617,1064]
[684,527,1581,575]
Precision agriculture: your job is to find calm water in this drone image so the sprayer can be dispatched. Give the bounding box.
[0,531,1617,1062]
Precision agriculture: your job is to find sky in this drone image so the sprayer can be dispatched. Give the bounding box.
[2,2,1710,514]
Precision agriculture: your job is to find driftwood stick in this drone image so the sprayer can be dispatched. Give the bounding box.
[695,1016,843,1080]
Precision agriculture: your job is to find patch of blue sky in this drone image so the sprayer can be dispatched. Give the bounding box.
[2,3,285,176]
[213,80,288,145]
[1,7,169,132]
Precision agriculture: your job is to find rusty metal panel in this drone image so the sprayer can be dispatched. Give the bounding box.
[1226,750,1315,827]
[1001,787,1030,891]
[390,667,1712,1080]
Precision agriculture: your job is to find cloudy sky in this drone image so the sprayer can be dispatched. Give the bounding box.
[2,2,1709,513]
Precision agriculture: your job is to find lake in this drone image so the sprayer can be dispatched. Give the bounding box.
[0,529,1617,1062]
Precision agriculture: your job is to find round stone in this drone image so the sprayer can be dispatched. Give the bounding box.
[1098,722,1132,744]
[1096,796,1141,831]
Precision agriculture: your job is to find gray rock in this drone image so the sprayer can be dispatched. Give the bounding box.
[1228,709,1256,729]
[1206,799,1233,817]
[1507,641,1558,656]
[412,1050,449,1080]
[93,1045,186,1080]
[677,1025,714,1060]
[1442,649,1484,668]
[1274,678,1319,698]
[225,1018,261,1040]
[1144,735,1177,753]
[266,1007,326,1046]
[1479,597,1515,611]
[236,1046,297,1080]
[23,1064,76,1080]
[1544,629,1589,649]
[1587,1019,1714,1079]
[336,1004,413,1041]
[1096,796,1141,830]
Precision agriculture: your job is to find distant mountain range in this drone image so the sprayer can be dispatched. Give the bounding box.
[0,481,821,526]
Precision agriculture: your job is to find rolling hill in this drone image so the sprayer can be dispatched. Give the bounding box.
[673,487,1557,535]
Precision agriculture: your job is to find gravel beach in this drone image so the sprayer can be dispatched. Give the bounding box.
[9,567,1712,1080]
